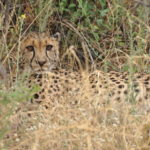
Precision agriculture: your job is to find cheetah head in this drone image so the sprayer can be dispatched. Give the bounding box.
[21,32,61,72]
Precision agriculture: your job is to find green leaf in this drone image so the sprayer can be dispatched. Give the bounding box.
[69,3,76,8]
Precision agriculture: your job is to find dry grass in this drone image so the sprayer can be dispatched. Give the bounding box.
[2,88,150,150]
[0,0,150,150]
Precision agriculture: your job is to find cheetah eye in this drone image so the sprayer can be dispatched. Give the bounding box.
[46,45,53,51]
[26,46,34,52]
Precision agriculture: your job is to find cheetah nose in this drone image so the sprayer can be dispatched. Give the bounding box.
[38,61,47,67]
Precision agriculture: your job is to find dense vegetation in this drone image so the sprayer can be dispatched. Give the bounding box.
[0,0,150,149]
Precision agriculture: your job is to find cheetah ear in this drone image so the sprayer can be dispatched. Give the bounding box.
[52,32,61,41]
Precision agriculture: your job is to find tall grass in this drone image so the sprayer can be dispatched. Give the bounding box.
[0,0,150,149]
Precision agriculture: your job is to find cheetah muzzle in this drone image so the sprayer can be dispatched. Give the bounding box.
[21,32,61,72]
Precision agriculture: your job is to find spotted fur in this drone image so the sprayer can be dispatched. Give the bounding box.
[20,32,150,104]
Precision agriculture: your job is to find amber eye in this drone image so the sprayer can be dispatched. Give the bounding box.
[46,45,53,51]
[26,46,34,52]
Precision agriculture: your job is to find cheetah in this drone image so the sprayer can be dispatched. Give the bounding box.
[18,31,150,104]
